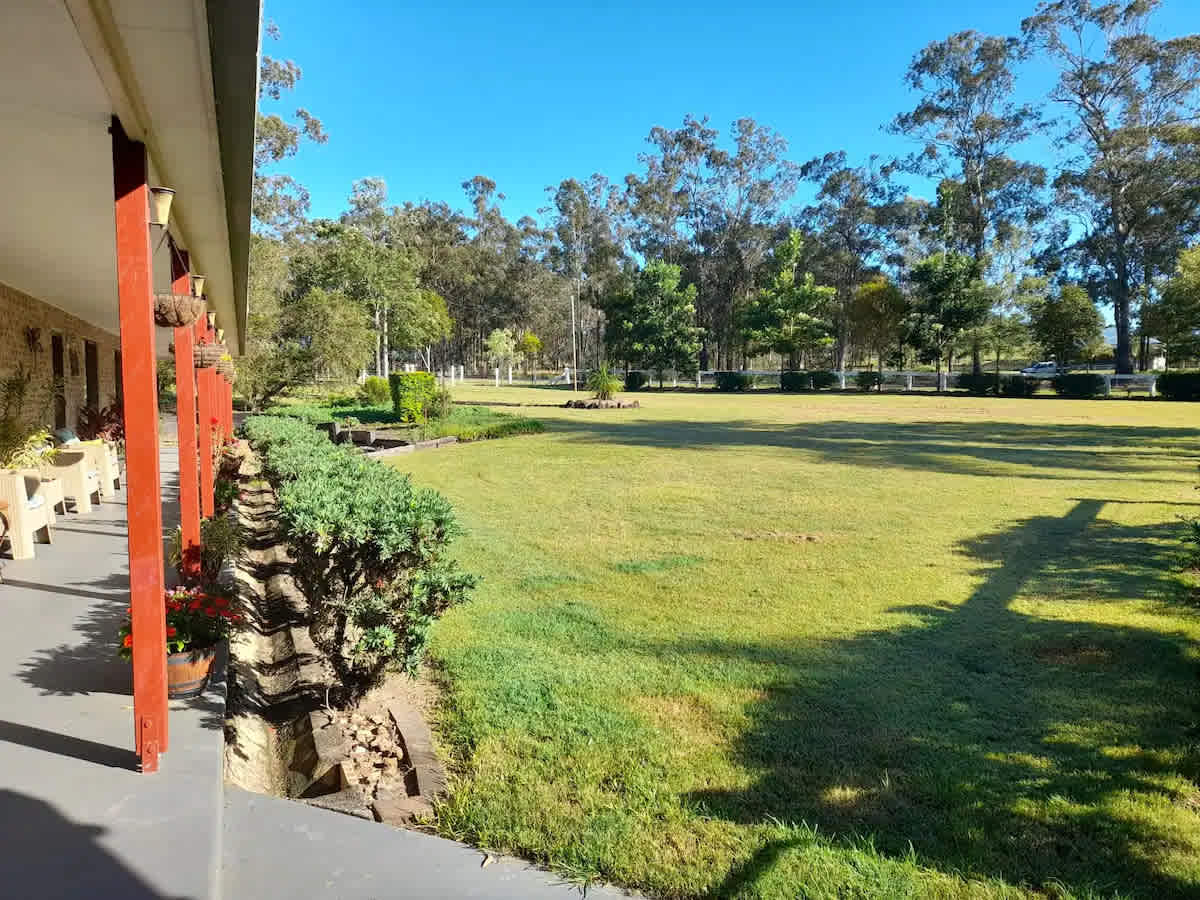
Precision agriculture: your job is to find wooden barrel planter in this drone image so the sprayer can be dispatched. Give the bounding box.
[194,343,222,369]
[167,645,218,698]
[154,292,204,328]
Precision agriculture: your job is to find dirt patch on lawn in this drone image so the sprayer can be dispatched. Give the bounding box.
[736,530,824,544]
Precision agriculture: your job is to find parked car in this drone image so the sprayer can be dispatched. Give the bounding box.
[1020,361,1059,376]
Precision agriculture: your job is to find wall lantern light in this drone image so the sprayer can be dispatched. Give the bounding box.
[191,274,206,297]
[206,311,216,329]
[148,187,175,227]
[216,328,225,343]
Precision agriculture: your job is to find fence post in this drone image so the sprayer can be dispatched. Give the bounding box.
[838,371,847,390]
[494,367,500,387]
[905,374,913,391]
[697,371,702,388]
[507,365,513,384]
[458,365,464,382]
[1104,376,1112,398]
[1149,377,1157,398]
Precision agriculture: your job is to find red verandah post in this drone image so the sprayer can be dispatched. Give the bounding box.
[196,317,215,519]
[172,249,202,580]
[112,117,168,771]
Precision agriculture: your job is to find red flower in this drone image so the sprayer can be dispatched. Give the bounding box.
[232,614,243,623]
[166,626,177,637]
[189,600,203,611]
[213,596,229,608]
[126,606,132,614]
[210,417,219,426]
[122,635,133,648]
[204,607,217,617]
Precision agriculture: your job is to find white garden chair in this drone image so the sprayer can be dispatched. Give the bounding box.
[36,450,100,514]
[0,470,54,559]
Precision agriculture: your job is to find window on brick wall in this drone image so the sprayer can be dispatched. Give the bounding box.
[85,341,98,408]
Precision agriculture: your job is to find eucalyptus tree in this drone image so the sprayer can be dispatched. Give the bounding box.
[253,22,328,235]
[800,152,906,370]
[1022,0,1200,373]
[851,276,911,386]
[890,30,1046,373]
[602,261,702,385]
[909,252,992,387]
[1028,284,1105,368]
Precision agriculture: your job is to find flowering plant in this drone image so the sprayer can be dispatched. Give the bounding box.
[118,586,241,659]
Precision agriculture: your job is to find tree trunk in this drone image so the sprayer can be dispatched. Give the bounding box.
[936,351,943,393]
[971,339,983,376]
[381,301,390,378]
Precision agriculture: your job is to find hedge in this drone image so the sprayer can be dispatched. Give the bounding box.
[955,373,997,396]
[1053,373,1106,399]
[1158,371,1200,401]
[1000,375,1039,397]
[714,371,757,392]
[855,371,883,391]
[242,415,474,695]
[388,372,437,423]
[780,371,812,392]
[810,370,839,390]
[624,370,648,392]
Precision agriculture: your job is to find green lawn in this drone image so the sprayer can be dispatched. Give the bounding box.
[389,384,1200,899]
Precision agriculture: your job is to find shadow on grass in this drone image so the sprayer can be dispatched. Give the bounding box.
[672,499,1200,897]
[549,417,1200,482]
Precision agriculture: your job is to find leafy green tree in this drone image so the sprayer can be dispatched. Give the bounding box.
[1028,284,1104,369]
[254,22,328,234]
[909,252,992,389]
[604,261,703,386]
[1142,246,1200,365]
[891,30,1045,374]
[851,277,910,388]
[517,332,542,374]
[1023,0,1200,373]
[485,328,521,371]
[981,313,1031,382]
[738,232,834,371]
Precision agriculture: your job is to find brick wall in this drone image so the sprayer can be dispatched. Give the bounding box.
[0,279,122,432]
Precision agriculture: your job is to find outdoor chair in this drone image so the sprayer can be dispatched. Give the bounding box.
[36,450,100,514]
[79,440,120,498]
[0,470,54,559]
[17,469,65,524]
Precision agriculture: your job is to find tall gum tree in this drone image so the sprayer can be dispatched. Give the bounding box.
[1022,0,1200,373]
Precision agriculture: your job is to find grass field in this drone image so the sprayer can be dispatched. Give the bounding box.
[389,383,1200,899]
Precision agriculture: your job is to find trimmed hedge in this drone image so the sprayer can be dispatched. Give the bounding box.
[1158,371,1200,401]
[362,375,391,406]
[810,370,839,390]
[780,371,812,392]
[1000,375,1039,397]
[714,371,757,392]
[388,372,437,423]
[955,373,997,396]
[855,371,883,391]
[624,370,648,392]
[1053,373,1106,399]
[243,415,474,695]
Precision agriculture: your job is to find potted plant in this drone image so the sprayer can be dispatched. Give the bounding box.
[118,586,241,698]
[153,292,204,328]
[194,341,222,368]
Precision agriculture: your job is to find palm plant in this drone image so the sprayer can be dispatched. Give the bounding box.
[586,362,622,401]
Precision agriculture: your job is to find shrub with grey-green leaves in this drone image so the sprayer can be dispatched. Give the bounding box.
[243,416,476,697]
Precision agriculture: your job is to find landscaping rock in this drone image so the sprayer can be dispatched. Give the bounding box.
[562,399,640,409]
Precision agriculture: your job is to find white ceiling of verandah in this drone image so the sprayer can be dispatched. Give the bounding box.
[0,0,241,356]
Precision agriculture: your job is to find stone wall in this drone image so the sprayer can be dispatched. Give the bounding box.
[0,279,122,432]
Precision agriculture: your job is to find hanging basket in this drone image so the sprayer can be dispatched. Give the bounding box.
[154,293,204,329]
[194,343,222,369]
[216,357,235,381]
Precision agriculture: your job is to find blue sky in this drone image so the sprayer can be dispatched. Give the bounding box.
[261,0,1193,225]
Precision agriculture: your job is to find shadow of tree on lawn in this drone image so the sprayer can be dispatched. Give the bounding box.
[666,500,1200,898]
[549,417,1200,483]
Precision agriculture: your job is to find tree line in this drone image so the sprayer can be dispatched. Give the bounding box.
[243,1,1200,407]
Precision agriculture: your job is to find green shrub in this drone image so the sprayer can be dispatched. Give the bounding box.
[586,363,623,400]
[780,371,812,392]
[955,373,996,396]
[1000,375,1038,397]
[423,406,546,442]
[169,515,244,585]
[810,370,839,390]
[428,387,453,421]
[388,372,437,424]
[714,371,756,392]
[328,392,357,408]
[855,371,883,392]
[362,376,391,406]
[1158,371,1200,401]
[624,370,648,392]
[243,415,476,695]
[1053,373,1106,399]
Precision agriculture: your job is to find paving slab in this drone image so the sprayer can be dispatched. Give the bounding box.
[0,451,227,900]
[222,786,633,900]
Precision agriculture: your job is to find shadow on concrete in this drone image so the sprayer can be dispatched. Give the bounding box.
[0,789,186,899]
[683,499,1200,898]
[0,719,136,770]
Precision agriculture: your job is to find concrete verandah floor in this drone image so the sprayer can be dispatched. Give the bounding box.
[0,448,226,899]
[0,445,629,899]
